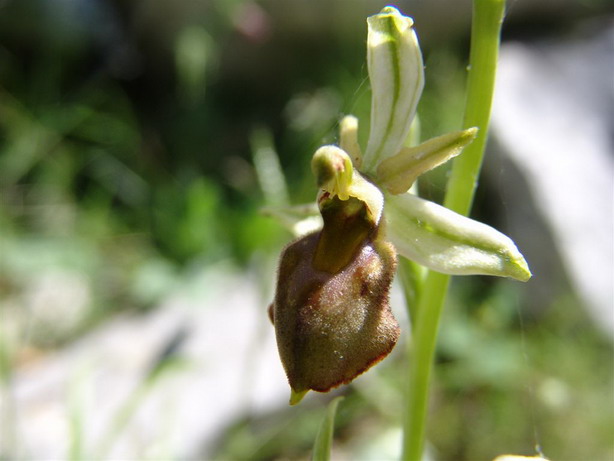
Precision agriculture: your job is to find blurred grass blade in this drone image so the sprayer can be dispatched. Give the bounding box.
[261,203,322,237]
[175,26,214,104]
[311,396,344,461]
[251,127,289,207]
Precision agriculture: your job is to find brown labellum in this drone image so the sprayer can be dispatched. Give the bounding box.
[271,229,399,401]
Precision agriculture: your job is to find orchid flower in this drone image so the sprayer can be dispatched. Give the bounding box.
[267,6,531,405]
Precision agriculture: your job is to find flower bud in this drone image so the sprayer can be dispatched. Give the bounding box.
[271,230,399,404]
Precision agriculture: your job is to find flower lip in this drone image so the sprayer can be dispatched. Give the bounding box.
[273,231,400,401]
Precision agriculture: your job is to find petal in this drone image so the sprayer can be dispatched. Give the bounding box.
[385,193,532,281]
[339,115,362,168]
[377,128,478,195]
[363,7,424,173]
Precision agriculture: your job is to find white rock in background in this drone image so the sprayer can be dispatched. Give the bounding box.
[1,255,411,460]
[1,265,290,459]
[491,26,614,335]
[22,270,91,344]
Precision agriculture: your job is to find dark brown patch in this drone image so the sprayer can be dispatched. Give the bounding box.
[267,303,275,324]
[360,279,370,297]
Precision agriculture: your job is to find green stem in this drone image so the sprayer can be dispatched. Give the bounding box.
[401,1,506,460]
[445,0,505,215]
[402,270,450,461]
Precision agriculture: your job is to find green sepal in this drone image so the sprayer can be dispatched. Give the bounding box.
[377,128,478,195]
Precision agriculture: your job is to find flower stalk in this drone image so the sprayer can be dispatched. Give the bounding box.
[402,1,507,460]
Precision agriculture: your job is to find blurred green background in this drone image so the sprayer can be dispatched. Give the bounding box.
[1,0,612,460]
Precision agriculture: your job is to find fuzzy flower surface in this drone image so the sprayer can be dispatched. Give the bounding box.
[268,6,531,405]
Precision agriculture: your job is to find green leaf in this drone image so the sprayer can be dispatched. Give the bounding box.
[311,396,344,461]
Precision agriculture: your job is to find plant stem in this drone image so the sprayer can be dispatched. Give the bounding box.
[402,270,450,461]
[445,0,506,216]
[401,1,506,460]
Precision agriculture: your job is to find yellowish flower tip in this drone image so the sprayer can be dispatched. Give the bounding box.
[466,126,479,138]
[289,389,308,405]
[377,6,413,27]
[511,254,532,282]
[311,146,353,200]
[369,6,415,48]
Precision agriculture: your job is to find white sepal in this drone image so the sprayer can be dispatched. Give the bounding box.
[386,192,531,281]
[363,6,424,173]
